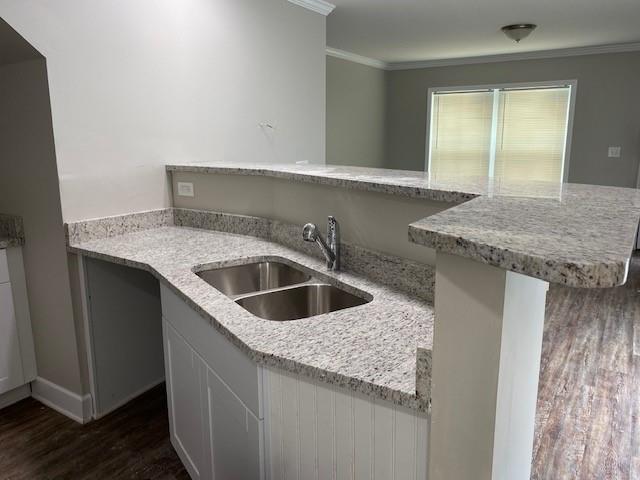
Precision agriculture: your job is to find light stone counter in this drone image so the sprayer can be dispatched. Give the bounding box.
[167,163,640,288]
[68,223,433,411]
[0,214,25,249]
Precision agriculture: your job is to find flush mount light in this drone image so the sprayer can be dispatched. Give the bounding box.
[501,23,537,43]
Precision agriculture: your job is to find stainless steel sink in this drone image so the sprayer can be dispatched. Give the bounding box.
[235,284,369,321]
[197,259,371,320]
[196,261,311,297]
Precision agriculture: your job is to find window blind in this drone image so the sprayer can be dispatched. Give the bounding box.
[494,87,571,183]
[428,84,572,183]
[429,91,494,178]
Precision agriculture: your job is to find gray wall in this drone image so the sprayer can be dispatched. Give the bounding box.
[172,171,449,265]
[326,56,387,168]
[0,59,85,395]
[386,51,640,188]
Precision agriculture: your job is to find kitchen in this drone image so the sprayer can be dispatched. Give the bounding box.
[1,1,640,479]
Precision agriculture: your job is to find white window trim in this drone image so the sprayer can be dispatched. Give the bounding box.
[424,80,578,183]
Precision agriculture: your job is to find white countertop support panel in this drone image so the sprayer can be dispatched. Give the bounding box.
[429,252,548,480]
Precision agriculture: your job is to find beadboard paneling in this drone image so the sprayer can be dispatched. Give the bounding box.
[264,367,429,480]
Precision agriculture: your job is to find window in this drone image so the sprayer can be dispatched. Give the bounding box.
[426,82,575,183]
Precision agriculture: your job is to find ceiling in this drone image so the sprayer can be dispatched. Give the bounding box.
[0,18,42,66]
[327,0,640,63]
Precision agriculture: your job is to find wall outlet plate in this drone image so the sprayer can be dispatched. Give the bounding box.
[177,182,195,197]
[608,146,621,158]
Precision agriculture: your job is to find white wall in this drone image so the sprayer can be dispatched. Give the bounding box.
[0,0,328,222]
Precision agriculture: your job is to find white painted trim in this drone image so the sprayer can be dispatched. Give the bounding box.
[326,47,388,70]
[561,81,579,183]
[0,384,31,410]
[287,0,335,16]
[93,377,165,420]
[31,376,92,424]
[388,41,640,70]
[424,88,436,175]
[488,88,501,178]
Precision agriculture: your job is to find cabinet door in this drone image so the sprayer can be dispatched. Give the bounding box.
[0,282,25,394]
[206,367,263,480]
[163,319,207,480]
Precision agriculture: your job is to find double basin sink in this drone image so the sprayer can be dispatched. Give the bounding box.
[196,260,371,321]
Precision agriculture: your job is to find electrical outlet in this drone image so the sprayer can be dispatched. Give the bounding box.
[177,182,194,197]
[608,146,621,158]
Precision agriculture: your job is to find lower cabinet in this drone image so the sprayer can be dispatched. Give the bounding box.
[204,367,263,480]
[0,247,36,397]
[163,320,208,480]
[162,314,264,480]
[0,282,25,394]
[160,284,429,480]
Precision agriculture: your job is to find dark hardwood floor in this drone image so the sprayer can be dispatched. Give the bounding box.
[1,256,639,479]
[0,385,189,480]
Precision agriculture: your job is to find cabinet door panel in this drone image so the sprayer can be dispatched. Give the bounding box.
[207,368,262,480]
[0,283,24,394]
[0,250,9,284]
[160,284,259,415]
[164,320,206,480]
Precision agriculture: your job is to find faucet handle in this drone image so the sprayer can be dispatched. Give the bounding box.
[327,216,340,271]
[302,223,318,242]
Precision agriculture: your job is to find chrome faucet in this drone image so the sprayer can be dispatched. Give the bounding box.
[302,216,340,271]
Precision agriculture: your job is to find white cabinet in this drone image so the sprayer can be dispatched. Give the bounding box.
[160,283,429,480]
[0,248,36,397]
[163,320,208,480]
[160,284,265,480]
[205,367,263,480]
[0,282,24,393]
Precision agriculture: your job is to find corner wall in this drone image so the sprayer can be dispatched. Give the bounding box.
[0,59,84,395]
[0,0,330,401]
[0,0,328,222]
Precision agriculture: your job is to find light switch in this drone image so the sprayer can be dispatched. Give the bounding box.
[608,146,621,158]
[177,182,195,197]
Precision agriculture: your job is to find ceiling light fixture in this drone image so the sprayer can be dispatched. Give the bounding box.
[501,23,537,43]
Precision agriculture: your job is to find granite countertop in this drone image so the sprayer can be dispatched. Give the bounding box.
[168,163,640,288]
[69,226,434,411]
[0,214,25,249]
[167,161,480,204]
[409,183,640,288]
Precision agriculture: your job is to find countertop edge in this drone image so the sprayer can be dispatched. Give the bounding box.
[0,238,24,250]
[408,222,631,288]
[166,163,475,204]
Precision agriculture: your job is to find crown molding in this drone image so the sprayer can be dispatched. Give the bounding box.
[288,0,335,16]
[325,47,389,70]
[386,41,640,70]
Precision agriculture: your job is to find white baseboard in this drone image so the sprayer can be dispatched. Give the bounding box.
[94,377,165,420]
[31,377,92,424]
[0,384,31,410]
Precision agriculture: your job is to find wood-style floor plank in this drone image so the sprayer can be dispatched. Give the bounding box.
[532,255,640,479]
[0,385,188,480]
[1,256,639,479]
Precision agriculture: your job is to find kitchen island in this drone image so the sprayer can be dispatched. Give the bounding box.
[69,163,640,480]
